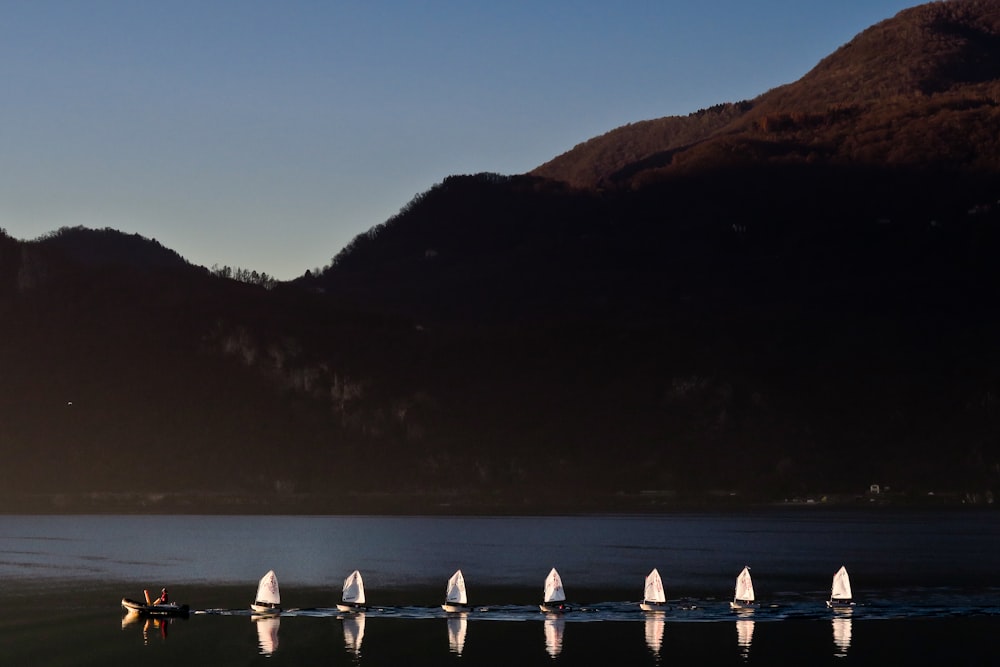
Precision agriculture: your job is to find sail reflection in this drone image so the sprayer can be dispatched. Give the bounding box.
[253,614,280,656]
[342,612,366,656]
[543,613,565,658]
[736,617,755,659]
[644,612,664,657]
[447,613,468,656]
[832,609,853,657]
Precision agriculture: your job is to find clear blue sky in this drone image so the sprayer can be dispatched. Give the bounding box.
[0,0,919,279]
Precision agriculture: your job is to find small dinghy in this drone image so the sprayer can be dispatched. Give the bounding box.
[442,569,469,613]
[251,569,282,614]
[640,567,667,611]
[730,566,757,610]
[539,567,569,613]
[121,595,189,617]
[337,569,367,612]
[827,565,855,608]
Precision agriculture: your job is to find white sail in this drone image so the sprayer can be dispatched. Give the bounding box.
[831,566,853,601]
[643,568,666,604]
[255,570,281,606]
[734,566,755,602]
[342,569,366,605]
[253,615,280,656]
[445,569,468,605]
[543,568,566,603]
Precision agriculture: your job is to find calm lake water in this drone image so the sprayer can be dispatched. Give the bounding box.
[1,510,998,665]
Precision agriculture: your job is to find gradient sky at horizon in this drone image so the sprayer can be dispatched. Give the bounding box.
[1,0,918,279]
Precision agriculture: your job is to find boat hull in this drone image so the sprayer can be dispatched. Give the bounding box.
[640,601,667,612]
[442,603,469,613]
[827,600,855,609]
[730,601,757,611]
[251,603,281,614]
[121,598,189,617]
[337,603,366,613]
[539,603,569,613]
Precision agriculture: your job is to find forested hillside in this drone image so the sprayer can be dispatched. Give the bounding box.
[533,0,1000,188]
[3,1,1000,512]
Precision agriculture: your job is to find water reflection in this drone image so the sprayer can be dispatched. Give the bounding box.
[343,612,366,656]
[253,614,280,656]
[736,617,754,660]
[121,609,178,643]
[644,612,664,657]
[832,609,853,658]
[446,613,468,656]
[543,613,565,658]
[121,609,141,630]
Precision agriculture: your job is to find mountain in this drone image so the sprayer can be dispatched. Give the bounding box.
[533,0,1000,189]
[306,0,1000,505]
[3,0,1000,512]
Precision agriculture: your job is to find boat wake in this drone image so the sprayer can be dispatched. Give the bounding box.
[192,587,1000,623]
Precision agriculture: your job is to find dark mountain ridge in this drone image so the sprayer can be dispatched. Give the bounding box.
[3,0,1000,512]
[305,0,1000,505]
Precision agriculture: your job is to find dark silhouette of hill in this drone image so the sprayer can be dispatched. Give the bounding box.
[303,164,1000,507]
[35,226,191,270]
[306,0,1000,506]
[3,0,1000,512]
[0,227,436,510]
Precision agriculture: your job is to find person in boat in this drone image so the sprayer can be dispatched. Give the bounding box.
[154,588,169,605]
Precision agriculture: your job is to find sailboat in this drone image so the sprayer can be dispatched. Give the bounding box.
[251,569,281,614]
[640,567,667,611]
[826,565,855,608]
[442,569,469,612]
[729,566,757,610]
[539,567,568,612]
[337,569,367,612]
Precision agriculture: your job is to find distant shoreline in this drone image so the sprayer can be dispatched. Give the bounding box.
[0,490,992,515]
